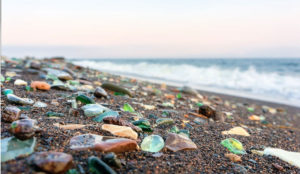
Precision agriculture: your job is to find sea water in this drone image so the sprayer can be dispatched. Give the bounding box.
[72,58,300,107]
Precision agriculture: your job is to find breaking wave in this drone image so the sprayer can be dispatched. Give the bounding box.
[73,60,300,106]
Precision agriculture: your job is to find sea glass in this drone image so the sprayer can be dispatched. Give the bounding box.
[141,135,164,152]
[220,138,246,155]
[1,137,36,162]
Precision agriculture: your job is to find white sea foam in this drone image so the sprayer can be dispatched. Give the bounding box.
[73,60,300,106]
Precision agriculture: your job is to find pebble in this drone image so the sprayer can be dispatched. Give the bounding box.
[28,152,73,174]
[33,101,48,108]
[103,117,142,132]
[222,127,250,136]
[88,156,117,174]
[225,153,242,162]
[7,94,34,105]
[101,83,132,97]
[82,104,107,117]
[70,134,139,153]
[14,79,28,86]
[272,163,284,171]
[94,87,108,98]
[2,105,21,122]
[102,152,122,168]
[232,163,247,174]
[165,133,197,152]
[1,137,36,162]
[31,81,51,90]
[10,119,39,140]
[102,124,138,140]
[53,123,85,130]
[198,105,223,121]
[141,135,164,152]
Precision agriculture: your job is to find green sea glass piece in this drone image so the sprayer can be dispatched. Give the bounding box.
[82,104,107,117]
[123,103,135,112]
[93,110,119,122]
[88,156,117,174]
[132,120,152,132]
[1,137,36,162]
[114,92,126,96]
[247,107,254,112]
[0,74,4,82]
[197,102,204,107]
[76,94,95,104]
[3,89,13,96]
[169,126,189,137]
[141,135,164,152]
[46,111,64,117]
[220,138,246,155]
[176,93,182,99]
[25,86,34,91]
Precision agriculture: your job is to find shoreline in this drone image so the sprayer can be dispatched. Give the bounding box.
[1,57,300,173]
[75,67,300,109]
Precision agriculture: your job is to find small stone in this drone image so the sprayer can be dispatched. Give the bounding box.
[33,101,48,108]
[1,137,36,162]
[248,115,260,121]
[31,81,51,91]
[94,87,108,98]
[103,117,142,132]
[272,163,284,171]
[102,124,138,140]
[220,138,246,155]
[222,127,250,136]
[165,133,197,152]
[53,123,85,130]
[7,94,34,105]
[102,83,132,97]
[232,163,247,174]
[76,94,95,105]
[88,156,117,174]
[225,153,242,162]
[10,119,39,140]
[198,105,223,121]
[14,79,28,86]
[2,106,21,122]
[43,68,73,80]
[28,152,73,174]
[102,152,122,168]
[156,118,174,126]
[70,134,138,153]
[82,104,107,117]
[152,152,164,158]
[141,135,164,152]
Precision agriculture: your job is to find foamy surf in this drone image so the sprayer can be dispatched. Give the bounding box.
[72,59,300,107]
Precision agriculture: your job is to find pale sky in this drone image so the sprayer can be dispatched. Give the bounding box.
[2,0,300,58]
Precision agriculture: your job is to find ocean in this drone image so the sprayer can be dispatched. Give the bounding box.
[71,58,300,107]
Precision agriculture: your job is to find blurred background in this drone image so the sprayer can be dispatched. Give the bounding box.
[2,0,300,106]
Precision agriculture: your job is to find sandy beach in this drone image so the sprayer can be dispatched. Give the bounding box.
[1,57,300,173]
